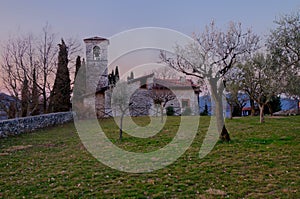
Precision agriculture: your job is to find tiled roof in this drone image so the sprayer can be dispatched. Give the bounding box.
[152,78,200,93]
[83,36,108,42]
[128,73,200,92]
[153,78,198,88]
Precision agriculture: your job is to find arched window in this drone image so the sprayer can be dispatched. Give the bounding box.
[93,46,100,60]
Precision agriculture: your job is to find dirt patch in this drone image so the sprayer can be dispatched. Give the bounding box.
[38,143,56,148]
[268,116,287,119]
[206,188,227,196]
[36,143,67,148]
[0,152,9,156]
[3,145,33,152]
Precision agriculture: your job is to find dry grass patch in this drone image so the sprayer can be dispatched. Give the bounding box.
[3,145,33,152]
[205,188,227,196]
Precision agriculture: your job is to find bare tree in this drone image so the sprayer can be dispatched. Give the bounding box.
[65,37,83,87]
[111,81,133,140]
[65,37,83,63]
[267,10,300,113]
[285,75,300,113]
[151,66,179,80]
[36,24,82,112]
[225,67,248,118]
[149,84,175,123]
[239,53,283,123]
[234,62,258,116]
[35,23,58,113]
[225,86,248,119]
[161,21,259,141]
[0,34,36,117]
[1,23,83,116]
[267,10,300,70]
[0,25,57,116]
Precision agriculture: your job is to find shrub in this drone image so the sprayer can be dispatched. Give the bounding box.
[166,106,175,116]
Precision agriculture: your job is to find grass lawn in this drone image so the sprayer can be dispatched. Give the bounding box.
[0,116,299,198]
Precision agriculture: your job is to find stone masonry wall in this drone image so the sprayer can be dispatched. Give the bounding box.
[0,112,73,138]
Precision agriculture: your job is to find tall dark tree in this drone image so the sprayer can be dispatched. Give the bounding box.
[30,68,40,115]
[75,56,81,78]
[127,71,134,81]
[48,39,71,112]
[130,71,134,79]
[115,66,120,82]
[109,69,115,86]
[21,77,29,117]
[73,56,86,104]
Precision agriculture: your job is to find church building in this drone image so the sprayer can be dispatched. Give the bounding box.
[82,36,200,118]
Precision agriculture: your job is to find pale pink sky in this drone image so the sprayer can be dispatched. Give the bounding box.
[0,0,299,91]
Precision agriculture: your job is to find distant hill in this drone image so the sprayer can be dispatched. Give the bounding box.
[0,92,19,120]
[199,94,298,117]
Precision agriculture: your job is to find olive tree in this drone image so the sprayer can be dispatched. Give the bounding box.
[161,21,259,141]
[239,53,282,123]
[111,81,132,140]
[267,10,300,113]
[149,85,175,123]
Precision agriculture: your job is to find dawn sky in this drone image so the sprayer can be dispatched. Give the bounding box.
[0,0,299,79]
[0,0,299,41]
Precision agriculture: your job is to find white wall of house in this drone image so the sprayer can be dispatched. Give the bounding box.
[164,89,199,115]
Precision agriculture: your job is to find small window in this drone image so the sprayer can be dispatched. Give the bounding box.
[93,46,100,60]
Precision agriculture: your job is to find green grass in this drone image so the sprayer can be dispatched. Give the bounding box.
[0,116,299,198]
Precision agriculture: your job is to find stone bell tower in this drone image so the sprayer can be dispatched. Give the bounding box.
[83,36,109,117]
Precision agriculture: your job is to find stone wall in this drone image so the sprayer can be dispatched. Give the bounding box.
[0,112,73,138]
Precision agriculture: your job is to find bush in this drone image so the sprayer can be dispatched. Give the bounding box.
[166,106,175,116]
[264,96,281,115]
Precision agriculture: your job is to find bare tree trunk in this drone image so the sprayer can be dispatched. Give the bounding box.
[267,103,273,116]
[212,92,231,142]
[239,106,243,117]
[216,101,231,142]
[229,103,233,119]
[259,104,265,123]
[250,99,255,116]
[119,113,124,140]
[160,104,164,123]
[296,99,299,115]
[42,88,47,113]
[8,101,17,119]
